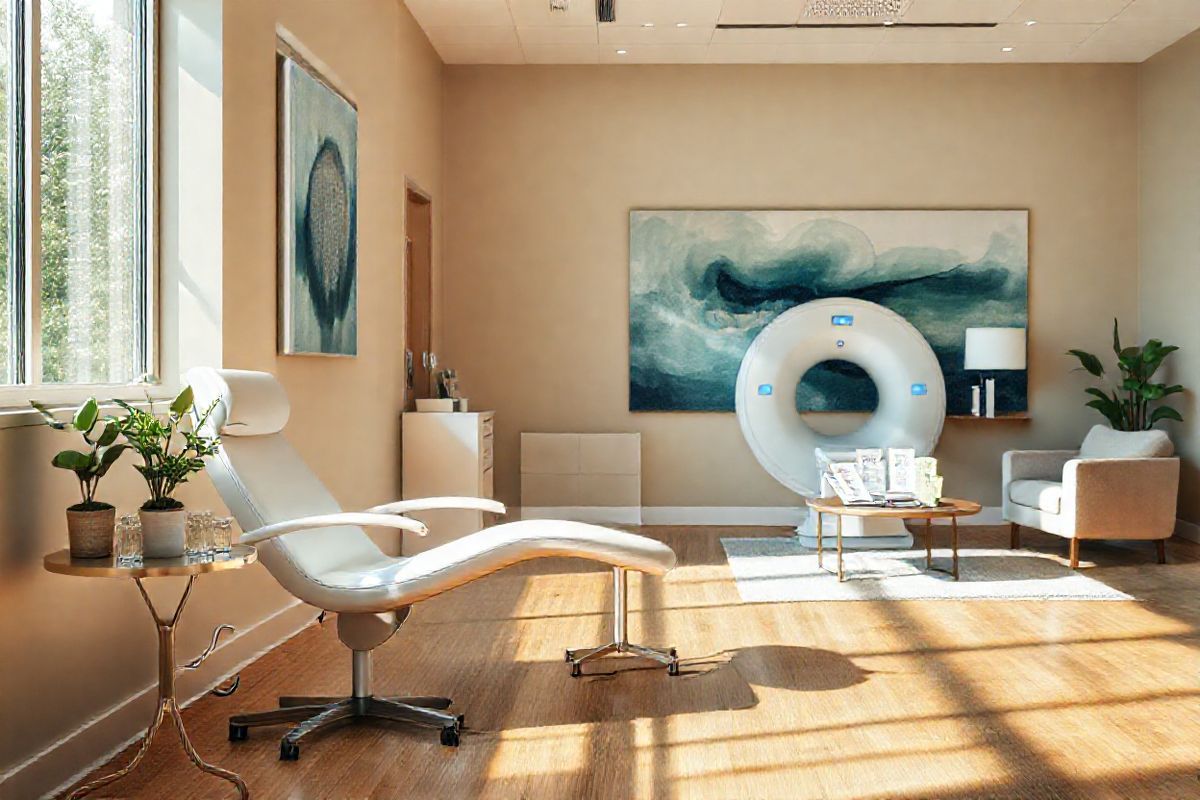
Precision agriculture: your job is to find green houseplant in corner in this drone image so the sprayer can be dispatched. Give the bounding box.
[1067,318,1184,431]
[31,398,128,558]
[115,386,221,558]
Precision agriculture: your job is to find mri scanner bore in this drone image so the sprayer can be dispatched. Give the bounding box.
[736,298,946,549]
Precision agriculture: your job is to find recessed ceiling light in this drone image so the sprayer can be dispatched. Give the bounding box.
[616,48,628,54]
[1002,46,1014,52]
[1025,19,1037,26]
[882,19,894,26]
[641,22,654,27]
[675,22,687,28]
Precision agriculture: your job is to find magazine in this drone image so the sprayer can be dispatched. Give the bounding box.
[887,448,916,494]
[828,462,875,505]
[855,448,886,496]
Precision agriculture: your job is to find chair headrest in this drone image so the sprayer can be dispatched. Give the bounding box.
[185,368,290,437]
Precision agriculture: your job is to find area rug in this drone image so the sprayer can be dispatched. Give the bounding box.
[721,537,1133,602]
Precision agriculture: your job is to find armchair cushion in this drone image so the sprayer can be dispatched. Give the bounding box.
[1008,479,1063,514]
[1079,425,1173,459]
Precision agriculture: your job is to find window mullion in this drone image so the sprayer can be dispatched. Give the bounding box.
[21,0,38,386]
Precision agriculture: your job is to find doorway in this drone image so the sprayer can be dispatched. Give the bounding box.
[405,186,434,408]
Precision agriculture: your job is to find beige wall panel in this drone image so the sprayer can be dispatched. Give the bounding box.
[443,63,1141,509]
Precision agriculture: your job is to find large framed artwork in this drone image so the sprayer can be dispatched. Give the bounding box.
[629,210,1028,415]
[278,53,358,356]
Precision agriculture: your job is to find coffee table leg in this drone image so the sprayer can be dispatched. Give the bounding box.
[816,511,823,569]
[925,519,932,569]
[836,514,844,582]
[951,516,960,580]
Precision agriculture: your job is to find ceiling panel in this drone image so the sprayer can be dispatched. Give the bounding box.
[1008,0,1130,24]
[718,0,804,25]
[517,26,599,44]
[408,0,1200,63]
[597,24,716,44]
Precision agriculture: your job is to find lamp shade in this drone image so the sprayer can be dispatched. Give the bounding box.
[964,327,1026,371]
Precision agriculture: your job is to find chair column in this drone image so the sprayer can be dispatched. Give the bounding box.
[613,567,628,646]
[352,650,372,698]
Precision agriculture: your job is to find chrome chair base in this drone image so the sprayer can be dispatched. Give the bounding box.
[230,693,463,759]
[565,566,680,677]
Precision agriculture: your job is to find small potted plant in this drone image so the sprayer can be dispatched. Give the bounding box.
[115,386,221,558]
[31,398,128,558]
[1068,319,1184,431]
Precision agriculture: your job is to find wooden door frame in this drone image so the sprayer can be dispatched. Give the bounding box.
[404,179,434,408]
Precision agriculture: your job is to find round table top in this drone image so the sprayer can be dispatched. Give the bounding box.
[44,544,257,579]
[805,496,982,519]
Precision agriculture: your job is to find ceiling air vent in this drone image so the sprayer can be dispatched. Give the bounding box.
[597,0,614,24]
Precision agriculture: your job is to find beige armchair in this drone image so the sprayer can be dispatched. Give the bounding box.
[1003,425,1179,568]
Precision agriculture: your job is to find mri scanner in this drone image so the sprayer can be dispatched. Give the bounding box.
[735,298,946,549]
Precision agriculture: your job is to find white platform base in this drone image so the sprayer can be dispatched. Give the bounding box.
[798,508,913,550]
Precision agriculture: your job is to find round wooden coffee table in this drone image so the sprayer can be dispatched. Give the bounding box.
[804,497,982,582]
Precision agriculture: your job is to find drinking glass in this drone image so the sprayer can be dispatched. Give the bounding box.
[212,517,234,556]
[185,511,210,560]
[115,514,143,566]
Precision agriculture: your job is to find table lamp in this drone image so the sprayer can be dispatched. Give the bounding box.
[964,327,1027,418]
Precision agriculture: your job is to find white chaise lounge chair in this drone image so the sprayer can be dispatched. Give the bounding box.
[186,368,678,760]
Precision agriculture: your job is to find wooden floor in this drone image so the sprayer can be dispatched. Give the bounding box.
[63,526,1200,799]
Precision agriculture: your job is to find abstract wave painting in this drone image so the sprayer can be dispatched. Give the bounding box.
[629,210,1028,415]
[279,55,358,356]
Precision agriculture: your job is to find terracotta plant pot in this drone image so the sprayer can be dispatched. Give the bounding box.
[140,507,186,558]
[66,507,116,558]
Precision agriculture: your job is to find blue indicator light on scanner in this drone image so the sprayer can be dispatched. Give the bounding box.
[832,315,854,326]
[911,383,928,396]
[757,384,774,396]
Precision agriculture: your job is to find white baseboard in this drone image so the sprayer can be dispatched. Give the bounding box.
[1,599,316,800]
[1175,518,1200,543]
[520,506,642,524]
[516,506,1004,527]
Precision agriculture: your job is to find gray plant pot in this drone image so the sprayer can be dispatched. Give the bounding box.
[140,507,186,558]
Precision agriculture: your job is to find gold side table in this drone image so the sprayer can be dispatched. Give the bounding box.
[45,545,257,799]
[805,497,983,582]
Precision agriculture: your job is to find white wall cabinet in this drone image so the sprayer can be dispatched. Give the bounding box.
[401,411,495,554]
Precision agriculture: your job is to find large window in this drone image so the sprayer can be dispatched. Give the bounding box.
[2,0,151,398]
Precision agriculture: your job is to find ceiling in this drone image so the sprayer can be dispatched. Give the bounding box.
[404,0,1200,64]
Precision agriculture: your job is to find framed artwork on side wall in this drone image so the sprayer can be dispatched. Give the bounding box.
[277,51,358,356]
[629,209,1029,416]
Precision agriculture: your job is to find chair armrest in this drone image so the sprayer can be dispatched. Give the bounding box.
[1003,450,1078,484]
[1063,457,1180,539]
[364,497,507,516]
[240,512,429,545]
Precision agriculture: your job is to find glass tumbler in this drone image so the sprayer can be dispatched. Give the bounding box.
[185,511,211,559]
[115,514,143,566]
[212,517,234,556]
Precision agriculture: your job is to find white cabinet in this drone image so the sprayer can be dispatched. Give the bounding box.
[401,411,495,554]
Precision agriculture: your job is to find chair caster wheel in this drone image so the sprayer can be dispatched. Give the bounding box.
[668,661,680,677]
[280,741,300,761]
[669,648,677,658]
[440,726,460,747]
[228,723,248,742]
[564,649,573,662]
[570,662,582,678]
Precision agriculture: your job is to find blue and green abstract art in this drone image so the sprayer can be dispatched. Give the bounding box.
[279,55,358,356]
[629,210,1028,415]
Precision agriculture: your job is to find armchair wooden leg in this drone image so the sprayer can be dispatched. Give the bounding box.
[1069,538,1080,570]
[1156,539,1167,565]
[1009,523,1020,550]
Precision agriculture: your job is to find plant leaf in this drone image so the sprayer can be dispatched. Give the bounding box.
[94,444,128,477]
[1150,406,1183,425]
[1162,384,1184,396]
[94,421,120,447]
[1067,349,1105,378]
[170,386,194,417]
[51,450,93,471]
[30,401,67,429]
[72,398,100,434]
[1112,318,1122,356]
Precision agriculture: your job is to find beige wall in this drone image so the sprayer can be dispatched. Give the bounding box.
[442,64,1141,509]
[0,2,442,797]
[1139,31,1200,526]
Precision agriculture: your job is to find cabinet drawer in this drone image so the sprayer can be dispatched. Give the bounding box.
[481,414,494,440]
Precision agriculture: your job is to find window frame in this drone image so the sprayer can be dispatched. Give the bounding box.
[0,0,158,410]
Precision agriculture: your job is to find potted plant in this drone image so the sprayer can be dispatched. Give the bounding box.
[115,387,221,558]
[31,398,128,558]
[1068,319,1184,430]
